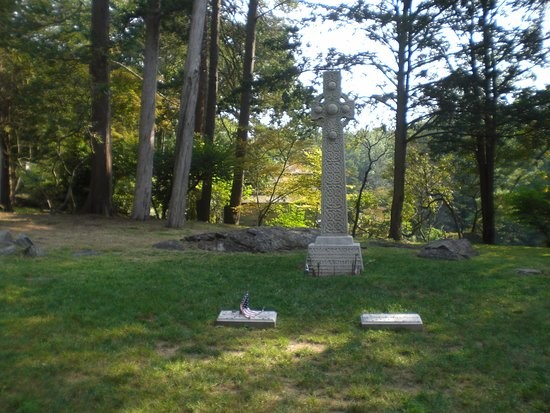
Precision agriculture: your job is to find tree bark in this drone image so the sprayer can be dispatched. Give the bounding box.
[82,0,112,216]
[0,130,12,211]
[166,0,208,228]
[197,0,221,222]
[478,4,497,244]
[224,0,258,225]
[388,0,411,241]
[476,134,495,244]
[194,16,209,135]
[131,0,162,221]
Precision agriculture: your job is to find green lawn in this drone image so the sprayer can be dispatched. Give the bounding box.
[1,244,548,412]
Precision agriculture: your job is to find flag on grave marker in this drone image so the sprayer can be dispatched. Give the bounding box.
[239,292,262,319]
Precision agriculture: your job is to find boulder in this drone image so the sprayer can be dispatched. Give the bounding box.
[418,238,478,260]
[0,231,43,257]
[14,234,34,249]
[153,240,185,251]
[0,230,14,244]
[182,227,320,253]
[0,243,18,256]
[24,245,43,257]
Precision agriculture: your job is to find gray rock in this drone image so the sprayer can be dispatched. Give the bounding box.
[0,231,43,257]
[418,238,478,260]
[153,240,185,251]
[0,243,18,256]
[0,230,14,244]
[24,245,44,257]
[183,227,320,253]
[14,234,34,248]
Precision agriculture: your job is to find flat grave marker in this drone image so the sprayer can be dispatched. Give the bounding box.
[360,313,423,331]
[216,292,276,328]
[216,310,277,328]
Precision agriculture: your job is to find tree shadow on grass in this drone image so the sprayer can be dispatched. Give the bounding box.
[1,247,548,412]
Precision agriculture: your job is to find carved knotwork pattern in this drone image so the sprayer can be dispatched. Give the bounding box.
[311,71,354,235]
[322,209,347,234]
[322,182,346,202]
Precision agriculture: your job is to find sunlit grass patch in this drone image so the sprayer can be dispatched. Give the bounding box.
[1,244,548,412]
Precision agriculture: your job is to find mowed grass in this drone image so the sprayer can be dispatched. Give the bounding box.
[0,242,549,412]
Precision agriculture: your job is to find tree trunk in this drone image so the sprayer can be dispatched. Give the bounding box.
[388,0,411,241]
[224,0,258,225]
[194,17,209,135]
[131,0,162,221]
[0,130,12,211]
[166,0,208,228]
[476,134,495,244]
[82,0,112,216]
[478,4,497,244]
[197,0,221,223]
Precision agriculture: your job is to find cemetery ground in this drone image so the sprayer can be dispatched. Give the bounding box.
[1,213,549,412]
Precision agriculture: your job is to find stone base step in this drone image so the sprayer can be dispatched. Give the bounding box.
[307,242,363,276]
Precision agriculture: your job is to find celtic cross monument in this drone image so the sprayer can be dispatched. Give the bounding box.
[306,71,363,276]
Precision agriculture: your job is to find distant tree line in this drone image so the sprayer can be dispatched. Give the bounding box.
[0,0,548,245]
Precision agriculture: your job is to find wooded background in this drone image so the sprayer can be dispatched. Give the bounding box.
[0,0,548,245]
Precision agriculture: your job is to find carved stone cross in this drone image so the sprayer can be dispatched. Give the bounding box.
[311,71,355,236]
[306,71,363,276]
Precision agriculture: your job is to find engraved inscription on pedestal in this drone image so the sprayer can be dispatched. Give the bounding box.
[306,70,364,276]
[360,313,423,331]
[307,245,362,276]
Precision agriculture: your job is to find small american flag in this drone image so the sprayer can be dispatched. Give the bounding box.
[240,292,262,319]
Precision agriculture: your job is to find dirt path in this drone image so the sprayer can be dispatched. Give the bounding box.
[0,212,218,252]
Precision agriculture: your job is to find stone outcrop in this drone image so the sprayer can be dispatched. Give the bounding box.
[418,238,478,261]
[152,240,185,251]
[179,227,320,253]
[0,230,43,257]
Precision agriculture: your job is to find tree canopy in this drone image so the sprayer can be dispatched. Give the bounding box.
[0,0,547,245]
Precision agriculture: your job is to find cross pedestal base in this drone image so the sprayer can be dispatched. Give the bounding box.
[306,236,363,276]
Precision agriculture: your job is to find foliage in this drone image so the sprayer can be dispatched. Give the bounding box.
[346,128,392,238]
[265,203,316,227]
[424,0,547,244]
[246,120,319,226]
[0,51,92,211]
[347,188,391,239]
[150,134,235,220]
[216,3,304,120]
[150,138,173,219]
[508,173,550,246]
[190,135,234,193]
[208,179,234,224]
[0,0,548,245]
[403,145,457,241]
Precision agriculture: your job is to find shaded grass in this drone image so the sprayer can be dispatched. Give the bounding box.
[0,244,549,412]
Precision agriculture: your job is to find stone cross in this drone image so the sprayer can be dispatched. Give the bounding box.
[306,71,363,276]
[311,70,355,236]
